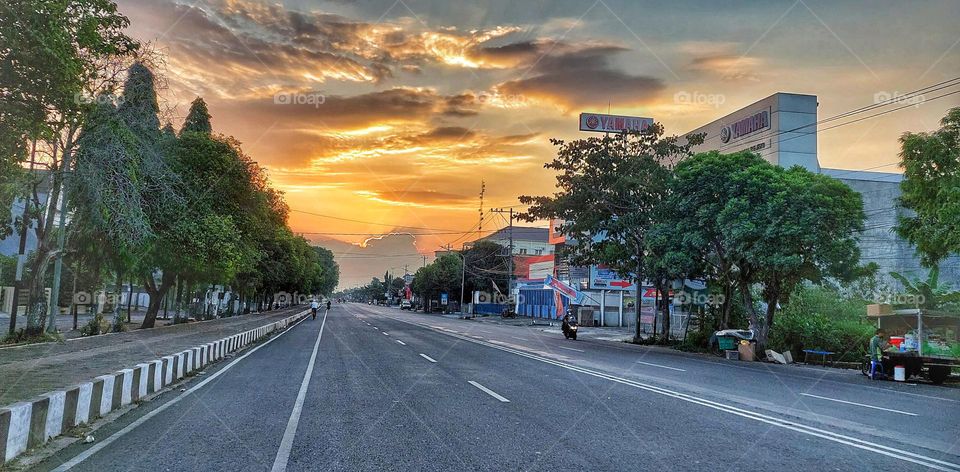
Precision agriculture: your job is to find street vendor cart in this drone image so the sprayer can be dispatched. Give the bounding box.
[866,307,960,384]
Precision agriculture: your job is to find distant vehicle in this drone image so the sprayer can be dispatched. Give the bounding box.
[561,312,579,340]
[400,300,412,310]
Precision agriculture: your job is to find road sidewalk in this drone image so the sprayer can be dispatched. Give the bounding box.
[0,307,303,406]
[454,312,637,342]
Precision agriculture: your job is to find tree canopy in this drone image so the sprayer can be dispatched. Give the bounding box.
[519,125,702,339]
[896,107,960,267]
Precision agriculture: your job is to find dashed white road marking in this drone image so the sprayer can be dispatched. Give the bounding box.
[635,361,686,372]
[557,346,584,352]
[468,381,510,402]
[799,393,918,416]
[382,332,389,336]
[419,353,437,363]
[271,311,330,472]
[384,316,959,472]
[396,340,406,345]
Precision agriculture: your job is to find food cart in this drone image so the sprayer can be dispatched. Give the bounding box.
[866,307,960,384]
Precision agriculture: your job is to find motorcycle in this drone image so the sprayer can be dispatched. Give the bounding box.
[561,312,579,340]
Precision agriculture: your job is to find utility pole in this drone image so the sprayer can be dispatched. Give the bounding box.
[489,208,515,291]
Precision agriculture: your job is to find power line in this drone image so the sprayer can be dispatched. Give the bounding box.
[752,88,960,162]
[698,76,960,148]
[701,79,960,166]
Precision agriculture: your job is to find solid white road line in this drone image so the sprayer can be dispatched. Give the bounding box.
[52,311,312,472]
[557,346,584,352]
[635,360,686,372]
[387,317,960,472]
[271,310,329,472]
[468,381,510,402]
[396,340,406,346]
[799,393,918,417]
[419,353,437,363]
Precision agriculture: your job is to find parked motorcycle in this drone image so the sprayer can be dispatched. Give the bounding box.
[561,312,579,340]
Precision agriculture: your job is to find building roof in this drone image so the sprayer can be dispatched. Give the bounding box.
[480,226,549,243]
[821,168,903,183]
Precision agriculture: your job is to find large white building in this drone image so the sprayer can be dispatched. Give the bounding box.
[684,92,960,287]
[475,227,553,256]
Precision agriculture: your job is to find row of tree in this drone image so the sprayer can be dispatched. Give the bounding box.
[410,241,510,308]
[1,0,339,336]
[521,106,960,347]
[520,125,868,346]
[339,241,510,308]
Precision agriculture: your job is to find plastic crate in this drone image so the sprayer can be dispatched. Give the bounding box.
[725,350,740,361]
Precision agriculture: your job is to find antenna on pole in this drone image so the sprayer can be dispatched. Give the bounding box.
[478,180,485,240]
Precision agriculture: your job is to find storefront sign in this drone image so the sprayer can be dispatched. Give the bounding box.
[720,109,770,143]
[589,265,637,291]
[579,113,653,133]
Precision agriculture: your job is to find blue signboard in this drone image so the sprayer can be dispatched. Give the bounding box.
[440,292,448,305]
[588,265,637,291]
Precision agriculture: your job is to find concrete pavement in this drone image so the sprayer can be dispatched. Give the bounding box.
[23,303,960,471]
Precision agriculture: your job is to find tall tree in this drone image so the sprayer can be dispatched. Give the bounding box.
[520,126,702,341]
[741,166,866,344]
[1,0,138,334]
[896,107,960,267]
[180,97,212,135]
[462,241,509,298]
[656,151,768,329]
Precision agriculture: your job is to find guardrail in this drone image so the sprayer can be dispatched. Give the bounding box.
[0,310,308,464]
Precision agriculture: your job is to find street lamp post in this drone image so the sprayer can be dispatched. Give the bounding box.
[459,252,466,317]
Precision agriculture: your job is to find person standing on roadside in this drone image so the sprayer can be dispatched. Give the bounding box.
[869,328,887,379]
[326,299,331,312]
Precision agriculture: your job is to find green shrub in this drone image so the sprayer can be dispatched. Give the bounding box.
[3,328,63,345]
[767,286,873,362]
[80,314,111,336]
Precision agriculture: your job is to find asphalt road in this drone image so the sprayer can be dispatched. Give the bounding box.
[29,303,960,472]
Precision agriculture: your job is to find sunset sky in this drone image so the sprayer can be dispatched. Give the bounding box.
[115,0,960,284]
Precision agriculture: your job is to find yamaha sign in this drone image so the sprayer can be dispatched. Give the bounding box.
[720,109,769,143]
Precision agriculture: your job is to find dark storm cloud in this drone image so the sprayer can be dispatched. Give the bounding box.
[468,40,665,110]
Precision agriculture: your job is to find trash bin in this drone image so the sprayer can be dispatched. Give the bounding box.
[737,341,756,362]
[718,336,737,351]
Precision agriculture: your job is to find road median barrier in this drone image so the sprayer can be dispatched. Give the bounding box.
[0,309,308,465]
